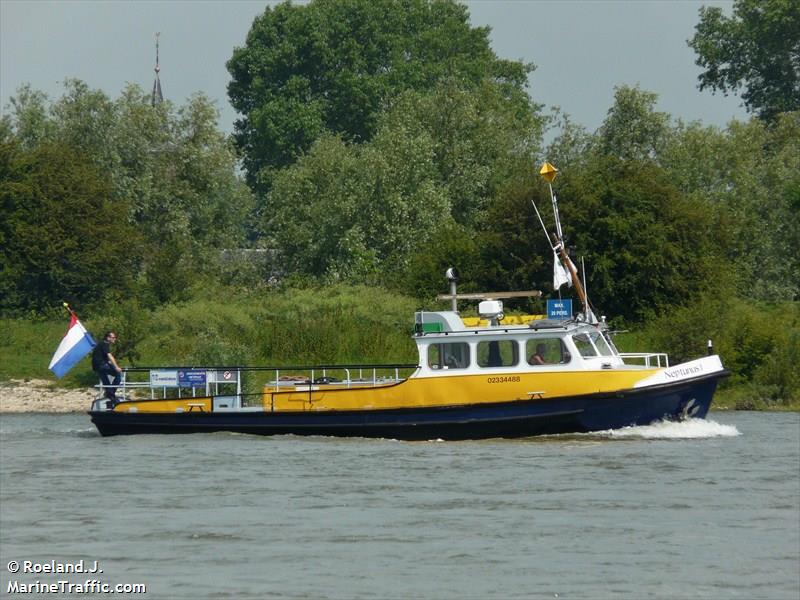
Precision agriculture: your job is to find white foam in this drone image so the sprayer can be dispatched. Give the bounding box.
[601,418,741,439]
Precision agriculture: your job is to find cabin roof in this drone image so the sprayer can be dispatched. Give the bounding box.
[415,310,586,338]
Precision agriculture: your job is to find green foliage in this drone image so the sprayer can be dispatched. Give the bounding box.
[96,284,418,368]
[629,295,799,408]
[266,129,450,280]
[0,318,80,381]
[377,81,543,222]
[227,0,533,185]
[752,324,800,405]
[689,0,800,122]
[540,87,726,322]
[264,76,543,283]
[4,85,54,150]
[2,80,255,311]
[0,138,142,314]
[474,149,723,323]
[90,298,152,366]
[544,110,593,172]
[560,157,723,322]
[142,297,259,367]
[470,178,550,298]
[543,87,797,324]
[597,86,670,161]
[398,221,482,303]
[659,113,800,301]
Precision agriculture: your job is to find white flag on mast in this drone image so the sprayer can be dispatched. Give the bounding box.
[553,253,575,290]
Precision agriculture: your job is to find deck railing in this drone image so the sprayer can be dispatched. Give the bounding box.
[618,352,670,368]
[98,364,420,405]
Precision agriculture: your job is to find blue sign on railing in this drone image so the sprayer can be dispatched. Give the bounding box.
[178,369,207,387]
[547,299,573,320]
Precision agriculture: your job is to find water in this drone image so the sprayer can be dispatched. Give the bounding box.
[1,412,798,599]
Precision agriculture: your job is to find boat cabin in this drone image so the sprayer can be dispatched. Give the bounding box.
[414,308,660,375]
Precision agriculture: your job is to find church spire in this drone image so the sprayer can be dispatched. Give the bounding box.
[151,32,164,106]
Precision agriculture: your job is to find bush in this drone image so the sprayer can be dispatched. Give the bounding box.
[633,295,799,407]
[124,284,419,368]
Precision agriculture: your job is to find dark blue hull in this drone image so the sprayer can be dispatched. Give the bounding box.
[89,373,725,440]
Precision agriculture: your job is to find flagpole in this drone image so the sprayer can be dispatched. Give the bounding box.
[539,162,590,319]
[62,302,77,318]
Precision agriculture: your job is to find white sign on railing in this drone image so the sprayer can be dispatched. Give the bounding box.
[150,369,178,387]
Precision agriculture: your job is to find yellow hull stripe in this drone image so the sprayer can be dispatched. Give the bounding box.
[263,369,659,412]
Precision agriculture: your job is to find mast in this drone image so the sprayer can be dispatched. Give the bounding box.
[151,32,164,106]
[538,162,592,320]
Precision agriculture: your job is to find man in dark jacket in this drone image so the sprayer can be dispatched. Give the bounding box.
[92,331,122,404]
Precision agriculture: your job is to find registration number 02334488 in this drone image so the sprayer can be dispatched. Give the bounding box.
[486,376,520,384]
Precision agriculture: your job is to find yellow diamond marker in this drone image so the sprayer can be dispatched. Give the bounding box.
[539,162,558,183]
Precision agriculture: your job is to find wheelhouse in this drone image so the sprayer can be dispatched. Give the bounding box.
[413,310,655,375]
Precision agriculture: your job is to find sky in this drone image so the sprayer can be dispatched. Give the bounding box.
[0,0,747,139]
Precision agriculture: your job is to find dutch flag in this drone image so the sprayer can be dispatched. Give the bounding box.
[48,312,96,379]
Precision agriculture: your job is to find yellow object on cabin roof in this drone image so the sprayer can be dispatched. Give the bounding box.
[461,314,545,327]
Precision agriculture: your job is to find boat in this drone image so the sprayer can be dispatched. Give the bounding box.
[89,163,729,439]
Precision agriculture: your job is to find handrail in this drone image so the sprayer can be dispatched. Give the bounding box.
[122,362,419,372]
[618,352,670,368]
[110,363,421,407]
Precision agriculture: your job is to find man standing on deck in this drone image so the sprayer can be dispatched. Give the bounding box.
[92,331,122,405]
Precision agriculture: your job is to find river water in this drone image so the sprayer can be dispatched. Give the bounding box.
[1,411,798,599]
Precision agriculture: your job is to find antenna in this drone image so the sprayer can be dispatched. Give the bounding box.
[581,256,587,300]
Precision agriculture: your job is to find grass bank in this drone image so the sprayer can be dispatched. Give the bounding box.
[0,285,419,390]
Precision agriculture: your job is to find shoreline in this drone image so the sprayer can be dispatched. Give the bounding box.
[0,379,96,413]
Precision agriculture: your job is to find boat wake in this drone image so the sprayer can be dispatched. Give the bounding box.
[599,417,740,440]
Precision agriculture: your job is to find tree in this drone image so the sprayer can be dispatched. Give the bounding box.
[543,109,593,174]
[227,0,533,186]
[266,132,451,281]
[0,139,142,313]
[471,179,550,300]
[470,153,724,323]
[553,157,724,322]
[262,77,543,283]
[596,85,670,161]
[689,0,800,122]
[660,113,800,301]
[3,85,54,150]
[377,80,542,223]
[3,80,255,306]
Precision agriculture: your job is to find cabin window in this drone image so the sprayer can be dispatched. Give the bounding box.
[602,331,620,355]
[526,338,571,365]
[571,333,597,357]
[428,342,470,370]
[589,331,614,356]
[477,340,519,368]
[572,332,614,358]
